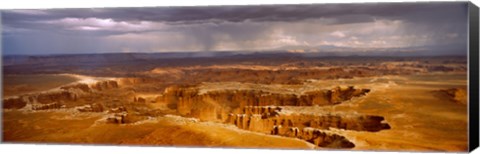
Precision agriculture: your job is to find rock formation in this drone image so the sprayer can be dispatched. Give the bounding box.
[3,80,119,109]
[225,112,391,133]
[438,88,467,105]
[36,91,76,104]
[326,86,370,104]
[77,103,104,112]
[221,105,389,148]
[91,80,119,91]
[274,127,355,148]
[107,113,128,124]
[32,102,62,110]
[133,97,146,103]
[60,83,91,93]
[106,112,146,124]
[154,84,386,148]
[3,97,27,109]
[108,106,127,113]
[159,85,370,122]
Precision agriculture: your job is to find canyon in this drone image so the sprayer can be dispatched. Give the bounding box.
[2,54,468,151]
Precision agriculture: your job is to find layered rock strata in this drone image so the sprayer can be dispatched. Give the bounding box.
[157,85,388,148]
[3,80,119,109]
[159,85,370,121]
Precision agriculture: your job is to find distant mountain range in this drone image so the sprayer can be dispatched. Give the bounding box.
[2,43,467,66]
[4,42,467,57]
[275,43,467,56]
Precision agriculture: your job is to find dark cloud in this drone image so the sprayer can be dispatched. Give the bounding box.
[1,2,469,55]
[2,2,467,26]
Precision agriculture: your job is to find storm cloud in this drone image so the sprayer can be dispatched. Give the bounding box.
[1,2,468,55]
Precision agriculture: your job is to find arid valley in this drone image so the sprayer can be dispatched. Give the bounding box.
[1,53,469,152]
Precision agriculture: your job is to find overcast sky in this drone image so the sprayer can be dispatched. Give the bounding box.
[1,2,468,55]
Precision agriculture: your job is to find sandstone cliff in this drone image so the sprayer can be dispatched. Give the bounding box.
[158,85,370,122]
[3,80,119,110]
[274,127,355,148]
[3,97,28,109]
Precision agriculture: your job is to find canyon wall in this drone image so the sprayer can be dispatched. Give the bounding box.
[157,85,389,148]
[276,127,355,148]
[222,106,389,148]
[3,80,119,109]
[225,108,390,133]
[159,85,370,122]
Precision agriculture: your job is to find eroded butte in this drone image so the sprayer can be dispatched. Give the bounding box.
[2,54,468,151]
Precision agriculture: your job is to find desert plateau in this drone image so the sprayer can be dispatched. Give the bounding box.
[2,53,468,151]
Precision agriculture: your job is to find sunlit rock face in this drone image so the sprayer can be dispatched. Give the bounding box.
[32,102,63,110]
[91,81,119,91]
[155,84,383,148]
[77,103,105,112]
[3,80,120,110]
[226,111,391,133]
[222,105,389,148]
[274,127,355,148]
[160,85,370,122]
